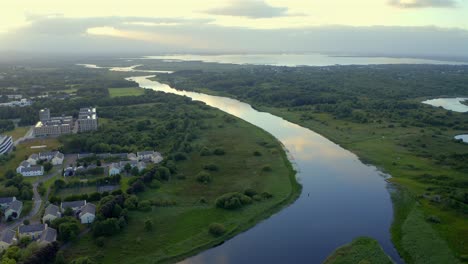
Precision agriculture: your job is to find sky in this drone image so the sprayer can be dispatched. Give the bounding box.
[0,0,467,57]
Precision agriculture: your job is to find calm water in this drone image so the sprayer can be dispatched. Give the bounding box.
[143,53,465,67]
[82,64,402,263]
[455,135,468,143]
[422,98,468,113]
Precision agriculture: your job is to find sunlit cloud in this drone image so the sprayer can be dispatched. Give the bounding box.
[388,0,457,8]
[204,0,289,19]
[123,21,182,27]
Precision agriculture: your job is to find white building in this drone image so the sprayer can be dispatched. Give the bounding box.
[20,166,44,177]
[78,107,98,133]
[42,204,61,223]
[79,203,96,224]
[17,160,30,174]
[5,200,22,220]
[0,135,13,155]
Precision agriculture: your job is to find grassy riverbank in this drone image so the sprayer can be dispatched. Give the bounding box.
[61,92,299,263]
[324,237,393,264]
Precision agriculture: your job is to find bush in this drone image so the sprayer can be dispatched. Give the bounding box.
[196,171,212,184]
[244,188,257,197]
[261,192,273,199]
[262,165,272,172]
[203,164,219,171]
[144,219,153,231]
[213,148,225,156]
[215,192,252,210]
[200,147,211,156]
[208,223,226,236]
[427,215,441,224]
[138,200,152,211]
[253,151,262,156]
[95,237,105,247]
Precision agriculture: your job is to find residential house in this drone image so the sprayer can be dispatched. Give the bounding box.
[137,150,163,163]
[20,166,44,177]
[18,224,46,240]
[39,227,57,244]
[5,200,22,220]
[137,161,146,172]
[61,200,86,212]
[0,197,16,210]
[0,229,17,251]
[78,203,96,224]
[127,153,137,161]
[16,161,30,173]
[108,163,120,176]
[27,154,39,165]
[51,152,64,165]
[42,204,61,223]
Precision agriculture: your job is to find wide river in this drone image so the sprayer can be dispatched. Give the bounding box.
[83,64,402,263]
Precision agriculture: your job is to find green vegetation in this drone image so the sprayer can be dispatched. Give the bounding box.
[324,237,393,264]
[108,87,145,98]
[155,64,468,262]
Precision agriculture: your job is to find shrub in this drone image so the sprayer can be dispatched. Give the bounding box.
[253,151,262,156]
[144,219,153,231]
[213,148,225,156]
[95,237,105,247]
[261,192,273,199]
[124,195,138,210]
[200,147,211,156]
[215,192,252,210]
[209,223,226,236]
[148,179,162,189]
[173,152,187,161]
[244,188,257,197]
[427,215,441,224]
[138,200,152,211]
[203,164,219,171]
[196,171,212,184]
[262,166,272,172]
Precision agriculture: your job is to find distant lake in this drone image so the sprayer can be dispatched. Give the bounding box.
[455,135,468,143]
[422,98,468,112]
[143,53,466,67]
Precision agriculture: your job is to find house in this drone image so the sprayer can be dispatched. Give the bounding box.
[16,160,30,174]
[137,161,146,172]
[137,151,163,163]
[5,200,22,220]
[127,153,137,161]
[79,203,96,224]
[51,152,64,165]
[20,166,44,177]
[18,224,46,240]
[108,163,120,176]
[27,154,39,165]
[39,151,57,161]
[0,197,16,209]
[61,200,86,212]
[39,227,57,244]
[42,204,61,223]
[0,229,17,251]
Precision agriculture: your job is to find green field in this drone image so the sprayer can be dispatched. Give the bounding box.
[4,126,30,141]
[108,87,145,97]
[61,93,299,263]
[324,237,393,264]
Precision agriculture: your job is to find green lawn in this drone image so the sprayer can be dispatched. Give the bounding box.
[108,87,145,98]
[4,126,30,141]
[324,237,393,264]
[63,103,299,264]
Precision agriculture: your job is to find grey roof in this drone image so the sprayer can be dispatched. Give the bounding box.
[137,151,155,156]
[119,160,138,167]
[39,227,57,243]
[29,153,39,159]
[0,229,16,244]
[19,160,30,167]
[55,152,64,159]
[79,203,96,217]
[7,200,22,211]
[61,200,86,209]
[39,151,58,159]
[21,166,43,173]
[44,204,60,217]
[19,224,45,234]
[0,197,15,204]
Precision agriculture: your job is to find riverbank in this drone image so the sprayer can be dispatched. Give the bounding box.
[62,94,300,263]
[324,237,393,264]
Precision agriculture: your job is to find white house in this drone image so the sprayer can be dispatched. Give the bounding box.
[51,152,64,165]
[42,204,61,223]
[20,166,44,177]
[0,229,17,251]
[5,200,22,220]
[18,224,46,240]
[108,163,120,176]
[127,153,137,161]
[79,203,96,224]
[27,154,39,165]
[137,151,163,163]
[16,161,30,174]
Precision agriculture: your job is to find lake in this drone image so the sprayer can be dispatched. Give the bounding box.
[81,63,403,263]
[422,98,468,113]
[455,135,468,143]
[143,53,466,67]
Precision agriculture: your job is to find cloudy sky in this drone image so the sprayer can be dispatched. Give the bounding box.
[0,0,467,56]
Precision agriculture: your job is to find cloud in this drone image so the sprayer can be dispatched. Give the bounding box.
[204,0,289,18]
[388,0,457,8]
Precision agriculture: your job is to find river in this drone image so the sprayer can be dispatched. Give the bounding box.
[82,64,402,263]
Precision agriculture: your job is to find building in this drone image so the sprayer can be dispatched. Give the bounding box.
[0,229,17,251]
[137,150,163,163]
[39,227,57,244]
[18,224,46,240]
[0,197,16,210]
[127,153,137,161]
[78,203,96,224]
[61,200,86,212]
[33,118,72,137]
[108,163,121,176]
[42,204,61,223]
[51,152,64,165]
[0,135,13,155]
[20,166,44,177]
[16,160,30,174]
[77,107,98,132]
[39,108,50,122]
[27,154,39,165]
[5,200,22,220]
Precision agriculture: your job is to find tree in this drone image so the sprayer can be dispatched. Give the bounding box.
[131,166,139,176]
[124,163,131,174]
[23,219,30,225]
[63,207,74,217]
[144,219,153,231]
[4,170,16,179]
[44,162,53,172]
[58,222,80,241]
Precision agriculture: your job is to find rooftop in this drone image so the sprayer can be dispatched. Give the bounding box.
[40,227,57,243]
[0,229,16,244]
[7,200,23,211]
[79,203,96,217]
[61,200,86,209]
[0,197,15,204]
[44,204,60,217]
[19,223,45,234]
